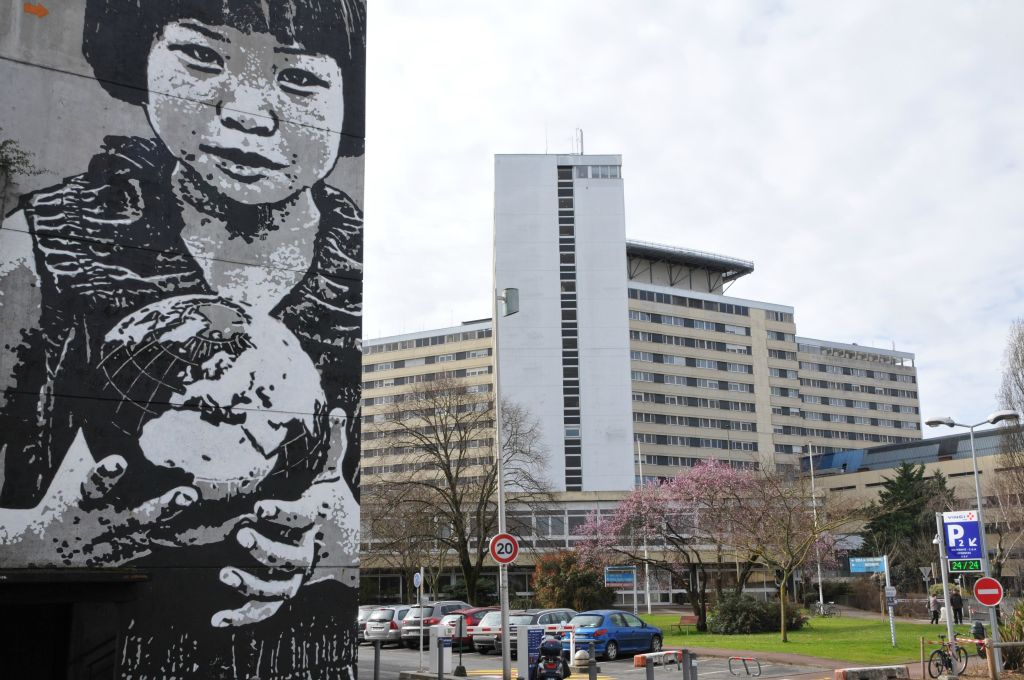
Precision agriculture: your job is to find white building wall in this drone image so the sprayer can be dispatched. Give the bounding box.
[494,154,634,492]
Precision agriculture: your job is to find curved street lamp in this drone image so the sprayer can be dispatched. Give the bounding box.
[924,409,1020,670]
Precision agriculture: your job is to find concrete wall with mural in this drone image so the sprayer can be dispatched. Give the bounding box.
[0,1,364,678]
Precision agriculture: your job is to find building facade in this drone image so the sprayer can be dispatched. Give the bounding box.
[358,152,923,602]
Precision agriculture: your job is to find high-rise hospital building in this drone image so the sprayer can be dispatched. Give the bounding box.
[362,154,921,495]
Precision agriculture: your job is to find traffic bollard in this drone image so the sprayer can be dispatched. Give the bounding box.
[373,641,381,680]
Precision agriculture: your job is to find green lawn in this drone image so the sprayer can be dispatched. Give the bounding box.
[640,613,979,666]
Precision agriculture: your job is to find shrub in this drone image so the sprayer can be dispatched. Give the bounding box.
[801,579,852,607]
[999,598,1024,670]
[708,593,807,634]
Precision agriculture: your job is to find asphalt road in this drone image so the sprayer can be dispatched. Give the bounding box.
[356,643,831,680]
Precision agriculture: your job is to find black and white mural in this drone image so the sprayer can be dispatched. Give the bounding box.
[0,1,365,677]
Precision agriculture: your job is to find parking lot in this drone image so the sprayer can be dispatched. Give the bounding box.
[358,643,832,680]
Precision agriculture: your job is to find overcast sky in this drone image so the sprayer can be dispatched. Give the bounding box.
[361,0,1024,436]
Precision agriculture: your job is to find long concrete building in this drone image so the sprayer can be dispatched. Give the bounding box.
[358,153,923,603]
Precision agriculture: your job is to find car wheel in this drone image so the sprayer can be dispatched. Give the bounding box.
[650,635,662,653]
[478,647,489,655]
[604,641,619,661]
[405,640,417,649]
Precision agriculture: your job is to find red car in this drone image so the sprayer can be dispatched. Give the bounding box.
[441,606,500,650]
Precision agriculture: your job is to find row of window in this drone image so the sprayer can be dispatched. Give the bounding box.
[363,367,492,390]
[800,395,919,413]
[798,362,916,383]
[364,328,492,355]
[632,391,756,412]
[767,331,795,342]
[628,288,750,316]
[362,454,492,476]
[365,348,491,373]
[799,378,917,399]
[633,412,757,431]
[634,432,759,451]
[363,366,491,389]
[802,428,920,442]
[629,310,750,336]
[630,351,753,373]
[801,411,920,428]
[364,383,491,406]
[769,367,799,379]
[639,454,759,471]
[576,164,622,179]
[766,311,795,323]
[558,166,583,492]
[632,371,754,393]
[797,343,912,367]
[630,330,751,355]
[771,386,801,398]
[769,349,798,361]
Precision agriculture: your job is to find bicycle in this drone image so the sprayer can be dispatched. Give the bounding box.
[814,602,840,618]
[927,634,968,678]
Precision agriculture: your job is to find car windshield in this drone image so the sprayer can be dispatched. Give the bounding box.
[479,611,503,626]
[570,615,604,628]
[405,606,433,619]
[368,609,394,622]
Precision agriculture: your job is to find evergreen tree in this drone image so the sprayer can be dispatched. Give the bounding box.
[862,462,955,591]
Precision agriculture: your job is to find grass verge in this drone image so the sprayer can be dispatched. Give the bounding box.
[640,613,981,666]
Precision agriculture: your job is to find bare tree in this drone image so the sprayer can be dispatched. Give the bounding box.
[720,468,863,642]
[361,485,447,598]
[999,319,1024,486]
[367,377,550,601]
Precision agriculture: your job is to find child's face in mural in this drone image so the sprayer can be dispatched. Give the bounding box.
[146,20,344,205]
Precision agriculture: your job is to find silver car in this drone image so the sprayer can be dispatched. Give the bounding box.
[400,600,472,649]
[364,605,412,647]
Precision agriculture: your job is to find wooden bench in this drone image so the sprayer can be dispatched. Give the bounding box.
[671,614,699,634]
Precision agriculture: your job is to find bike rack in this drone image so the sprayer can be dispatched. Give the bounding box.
[728,656,762,677]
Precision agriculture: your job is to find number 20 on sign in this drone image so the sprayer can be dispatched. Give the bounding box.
[489,533,519,564]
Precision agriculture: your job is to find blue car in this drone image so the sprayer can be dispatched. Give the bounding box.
[562,609,663,661]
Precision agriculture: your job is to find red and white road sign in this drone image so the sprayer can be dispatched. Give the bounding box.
[974,577,1004,607]
[489,533,519,564]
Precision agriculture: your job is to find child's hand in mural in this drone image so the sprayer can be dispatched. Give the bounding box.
[0,444,244,566]
[211,409,358,628]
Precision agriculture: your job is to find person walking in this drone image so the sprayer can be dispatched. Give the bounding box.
[950,588,965,625]
[929,593,941,624]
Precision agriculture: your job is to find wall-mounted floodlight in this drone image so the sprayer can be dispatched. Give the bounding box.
[501,288,519,316]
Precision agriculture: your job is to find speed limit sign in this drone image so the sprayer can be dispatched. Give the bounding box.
[489,533,519,564]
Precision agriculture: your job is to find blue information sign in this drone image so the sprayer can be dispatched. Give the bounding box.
[604,566,637,588]
[850,556,885,573]
[942,511,983,561]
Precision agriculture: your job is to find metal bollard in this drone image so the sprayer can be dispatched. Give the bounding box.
[373,641,381,680]
[681,650,692,680]
[645,657,656,680]
[690,652,698,680]
[589,642,597,680]
[437,641,444,680]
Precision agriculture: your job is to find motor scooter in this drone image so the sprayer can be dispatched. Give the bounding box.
[534,638,570,680]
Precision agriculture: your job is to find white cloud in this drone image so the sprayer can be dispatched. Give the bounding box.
[363,0,1024,429]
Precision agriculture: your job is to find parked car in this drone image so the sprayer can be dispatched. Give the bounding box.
[401,600,473,649]
[357,604,380,645]
[561,609,662,661]
[364,604,413,647]
[473,610,532,655]
[507,608,577,656]
[439,606,499,650]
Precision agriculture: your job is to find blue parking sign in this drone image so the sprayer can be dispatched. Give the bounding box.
[943,511,983,560]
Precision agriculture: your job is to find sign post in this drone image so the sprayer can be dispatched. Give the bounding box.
[883,555,896,648]
[935,513,959,665]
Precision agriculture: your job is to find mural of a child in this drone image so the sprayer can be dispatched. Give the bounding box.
[0,1,366,677]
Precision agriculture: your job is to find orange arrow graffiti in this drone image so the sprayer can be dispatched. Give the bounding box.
[24,3,48,17]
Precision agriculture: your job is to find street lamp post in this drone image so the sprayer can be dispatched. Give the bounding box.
[806,445,826,615]
[925,409,1020,672]
[636,442,652,614]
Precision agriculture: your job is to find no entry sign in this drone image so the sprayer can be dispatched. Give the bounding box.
[973,577,1004,608]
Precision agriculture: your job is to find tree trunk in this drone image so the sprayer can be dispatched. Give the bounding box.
[685,564,709,632]
[779,577,789,642]
[733,559,756,595]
